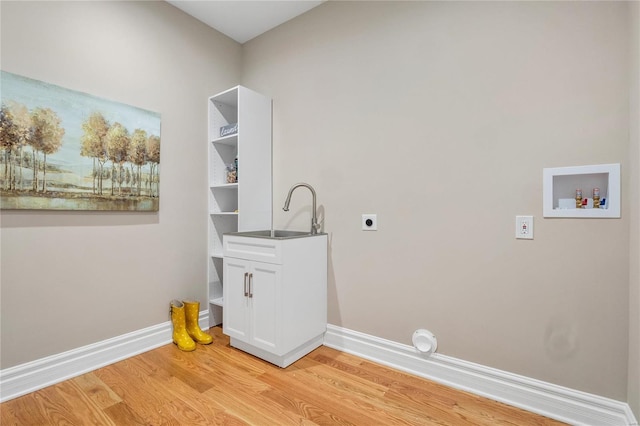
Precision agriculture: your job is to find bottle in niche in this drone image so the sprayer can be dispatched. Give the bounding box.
[575,189,582,209]
[593,188,600,209]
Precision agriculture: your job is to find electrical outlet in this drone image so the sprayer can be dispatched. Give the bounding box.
[515,215,534,239]
[362,214,377,231]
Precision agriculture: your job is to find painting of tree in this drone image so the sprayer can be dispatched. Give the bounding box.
[80,112,109,195]
[31,107,65,193]
[0,71,161,211]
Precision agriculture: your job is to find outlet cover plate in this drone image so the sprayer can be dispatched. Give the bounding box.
[362,214,377,231]
[516,215,533,239]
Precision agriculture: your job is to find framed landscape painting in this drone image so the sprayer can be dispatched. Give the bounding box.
[0,71,161,211]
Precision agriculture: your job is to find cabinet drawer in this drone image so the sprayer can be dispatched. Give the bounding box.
[223,236,282,264]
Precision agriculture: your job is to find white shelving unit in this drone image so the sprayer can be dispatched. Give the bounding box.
[208,86,272,326]
[543,163,621,218]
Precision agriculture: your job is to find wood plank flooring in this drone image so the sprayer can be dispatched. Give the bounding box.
[1,326,566,425]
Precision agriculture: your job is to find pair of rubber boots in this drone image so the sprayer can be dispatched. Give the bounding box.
[170,300,213,351]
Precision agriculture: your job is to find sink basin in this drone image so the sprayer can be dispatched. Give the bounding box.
[226,230,325,240]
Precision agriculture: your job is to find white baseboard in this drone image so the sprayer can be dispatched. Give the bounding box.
[2,317,636,426]
[324,324,638,426]
[0,310,209,403]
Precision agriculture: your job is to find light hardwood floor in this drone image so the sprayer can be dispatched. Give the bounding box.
[1,326,566,425]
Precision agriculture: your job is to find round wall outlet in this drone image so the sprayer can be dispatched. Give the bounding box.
[362,214,377,231]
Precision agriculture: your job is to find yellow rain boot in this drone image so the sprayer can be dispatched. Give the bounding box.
[170,300,196,351]
[183,300,213,345]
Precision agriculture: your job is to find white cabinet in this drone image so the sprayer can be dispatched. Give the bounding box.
[208,86,272,326]
[223,234,328,368]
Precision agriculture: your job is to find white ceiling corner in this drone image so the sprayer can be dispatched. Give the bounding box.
[166,1,324,44]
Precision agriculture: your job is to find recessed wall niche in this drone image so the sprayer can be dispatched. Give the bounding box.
[543,163,621,218]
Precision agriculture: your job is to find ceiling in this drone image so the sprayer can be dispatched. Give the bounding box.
[166,1,324,44]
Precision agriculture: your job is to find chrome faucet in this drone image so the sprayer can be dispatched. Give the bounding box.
[283,182,320,234]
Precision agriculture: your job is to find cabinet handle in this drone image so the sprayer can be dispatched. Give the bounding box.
[243,272,249,297]
[248,273,253,298]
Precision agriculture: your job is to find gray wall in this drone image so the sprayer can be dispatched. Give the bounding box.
[0,1,241,368]
[628,1,640,418]
[242,1,633,401]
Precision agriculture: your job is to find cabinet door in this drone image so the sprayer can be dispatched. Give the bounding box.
[223,258,250,341]
[249,263,281,353]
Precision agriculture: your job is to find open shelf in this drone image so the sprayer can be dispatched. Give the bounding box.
[543,163,620,218]
[209,296,224,307]
[211,183,238,189]
[212,134,238,146]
